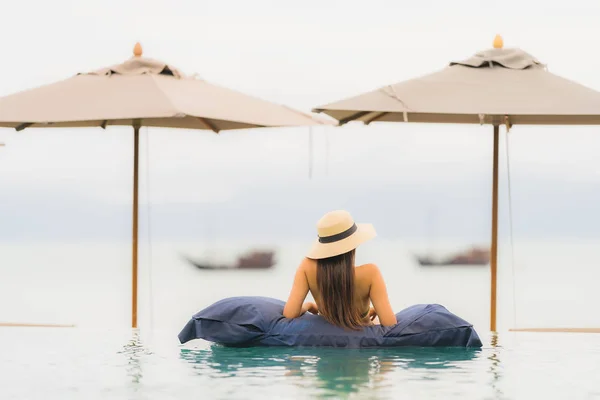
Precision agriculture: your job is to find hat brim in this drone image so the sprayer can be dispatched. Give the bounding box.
[306,223,376,260]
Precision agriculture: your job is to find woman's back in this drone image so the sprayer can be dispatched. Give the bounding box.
[283,210,397,329]
[300,257,397,326]
[303,258,374,317]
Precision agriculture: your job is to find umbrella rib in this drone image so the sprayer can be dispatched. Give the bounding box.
[338,111,371,125]
[364,112,389,125]
[197,117,220,133]
[15,123,33,132]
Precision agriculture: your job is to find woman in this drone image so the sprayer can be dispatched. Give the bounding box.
[283,210,397,329]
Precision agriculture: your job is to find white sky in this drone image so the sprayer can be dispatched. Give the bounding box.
[0,0,599,235]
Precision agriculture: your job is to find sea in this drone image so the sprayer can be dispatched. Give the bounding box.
[1,238,599,399]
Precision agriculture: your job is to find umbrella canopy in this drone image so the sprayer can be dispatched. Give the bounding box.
[0,43,331,328]
[315,38,600,126]
[0,45,328,131]
[313,36,600,332]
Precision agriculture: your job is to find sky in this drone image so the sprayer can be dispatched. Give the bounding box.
[1,0,600,242]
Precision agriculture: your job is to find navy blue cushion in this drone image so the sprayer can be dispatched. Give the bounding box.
[178,296,482,348]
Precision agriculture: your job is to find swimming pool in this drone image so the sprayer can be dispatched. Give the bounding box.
[2,328,599,399]
[2,240,600,398]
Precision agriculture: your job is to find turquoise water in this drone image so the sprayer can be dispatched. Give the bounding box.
[2,328,600,399]
[1,239,600,398]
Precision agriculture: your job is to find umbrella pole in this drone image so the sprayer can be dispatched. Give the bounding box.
[132,124,140,329]
[490,124,500,332]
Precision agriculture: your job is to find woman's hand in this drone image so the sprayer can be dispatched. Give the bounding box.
[301,302,319,315]
[367,307,378,321]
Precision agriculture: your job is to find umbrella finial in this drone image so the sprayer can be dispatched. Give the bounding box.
[493,34,503,49]
[133,42,143,57]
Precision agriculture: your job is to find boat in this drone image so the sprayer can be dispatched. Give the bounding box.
[236,251,275,269]
[185,250,276,270]
[415,208,489,266]
[416,247,490,266]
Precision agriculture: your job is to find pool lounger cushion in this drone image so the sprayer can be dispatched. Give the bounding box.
[178,296,482,348]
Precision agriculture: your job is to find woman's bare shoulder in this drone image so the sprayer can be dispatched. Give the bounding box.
[355,263,381,279]
[356,263,379,271]
[300,257,317,271]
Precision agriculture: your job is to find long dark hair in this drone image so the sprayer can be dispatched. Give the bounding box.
[316,249,365,330]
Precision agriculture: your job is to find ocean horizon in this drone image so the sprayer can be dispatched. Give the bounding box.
[2,237,598,334]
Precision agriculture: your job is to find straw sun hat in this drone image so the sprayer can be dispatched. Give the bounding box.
[307,210,376,259]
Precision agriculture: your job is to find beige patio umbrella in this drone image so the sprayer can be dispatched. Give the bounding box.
[0,43,331,328]
[313,35,600,332]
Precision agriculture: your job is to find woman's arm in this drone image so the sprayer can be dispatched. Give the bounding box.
[283,258,317,318]
[368,264,397,326]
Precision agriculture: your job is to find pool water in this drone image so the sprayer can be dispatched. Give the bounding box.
[2,240,600,398]
[2,328,600,399]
